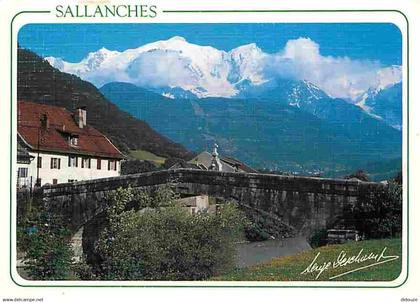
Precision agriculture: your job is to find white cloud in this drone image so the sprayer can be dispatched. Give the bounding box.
[265,38,401,100]
[46,36,401,100]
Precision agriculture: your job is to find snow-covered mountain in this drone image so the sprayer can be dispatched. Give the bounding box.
[45,36,402,101]
[237,78,329,106]
[46,36,266,98]
[356,83,402,130]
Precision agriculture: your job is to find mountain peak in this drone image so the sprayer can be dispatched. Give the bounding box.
[167,36,187,42]
[86,47,115,58]
[230,43,263,58]
[231,43,259,52]
[45,56,65,69]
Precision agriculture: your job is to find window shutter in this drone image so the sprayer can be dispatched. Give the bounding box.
[58,158,61,169]
[68,156,71,167]
[108,160,110,170]
[114,161,117,171]
[88,158,91,169]
[50,158,53,169]
[81,158,84,168]
[76,156,78,167]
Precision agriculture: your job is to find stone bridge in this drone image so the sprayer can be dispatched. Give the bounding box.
[42,169,383,237]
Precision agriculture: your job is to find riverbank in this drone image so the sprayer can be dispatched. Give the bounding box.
[216,238,402,281]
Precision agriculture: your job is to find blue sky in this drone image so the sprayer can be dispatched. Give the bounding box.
[18,23,402,66]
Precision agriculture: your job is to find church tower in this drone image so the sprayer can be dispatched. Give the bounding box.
[209,143,223,171]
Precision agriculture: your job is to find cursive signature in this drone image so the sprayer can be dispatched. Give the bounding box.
[300,247,399,280]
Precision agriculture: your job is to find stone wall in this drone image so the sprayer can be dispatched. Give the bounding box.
[42,169,383,235]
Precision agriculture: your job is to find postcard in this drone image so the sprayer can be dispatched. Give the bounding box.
[0,0,419,301]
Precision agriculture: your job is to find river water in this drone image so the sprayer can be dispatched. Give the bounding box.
[235,236,312,268]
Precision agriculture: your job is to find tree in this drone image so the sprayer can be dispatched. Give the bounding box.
[344,170,370,182]
[93,187,246,280]
[394,171,402,185]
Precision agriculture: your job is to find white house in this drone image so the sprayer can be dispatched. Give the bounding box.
[17,101,124,187]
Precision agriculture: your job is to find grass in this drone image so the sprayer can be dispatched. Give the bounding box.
[213,238,402,281]
[129,149,166,165]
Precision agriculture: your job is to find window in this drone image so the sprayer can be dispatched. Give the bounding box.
[68,155,78,167]
[53,179,58,185]
[50,157,61,169]
[81,157,91,169]
[17,167,28,178]
[108,160,117,171]
[37,156,42,168]
[70,137,78,146]
[97,158,101,170]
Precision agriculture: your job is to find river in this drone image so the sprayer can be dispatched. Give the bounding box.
[235,236,312,268]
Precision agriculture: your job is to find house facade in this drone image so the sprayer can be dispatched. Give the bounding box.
[17,101,124,187]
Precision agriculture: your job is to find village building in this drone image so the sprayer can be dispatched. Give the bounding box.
[17,101,124,187]
[170,144,257,173]
[17,141,34,188]
[176,195,211,215]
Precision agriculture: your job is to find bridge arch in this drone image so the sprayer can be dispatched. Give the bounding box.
[42,169,382,236]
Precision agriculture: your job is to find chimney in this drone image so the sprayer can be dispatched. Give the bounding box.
[40,113,49,130]
[76,106,87,128]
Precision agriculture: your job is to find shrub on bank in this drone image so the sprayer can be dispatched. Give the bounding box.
[93,187,246,280]
[309,229,328,248]
[244,222,271,242]
[342,182,402,240]
[18,209,74,280]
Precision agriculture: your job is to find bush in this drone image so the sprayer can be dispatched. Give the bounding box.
[93,187,246,280]
[309,229,328,248]
[19,209,74,280]
[244,222,271,241]
[72,257,97,280]
[342,182,402,239]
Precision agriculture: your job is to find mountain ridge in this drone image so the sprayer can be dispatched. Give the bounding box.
[100,81,402,177]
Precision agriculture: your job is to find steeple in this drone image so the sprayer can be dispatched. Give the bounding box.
[209,143,222,171]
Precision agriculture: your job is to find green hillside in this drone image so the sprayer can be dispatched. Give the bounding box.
[130,149,166,165]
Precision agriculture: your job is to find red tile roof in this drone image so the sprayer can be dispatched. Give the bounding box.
[18,101,123,159]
